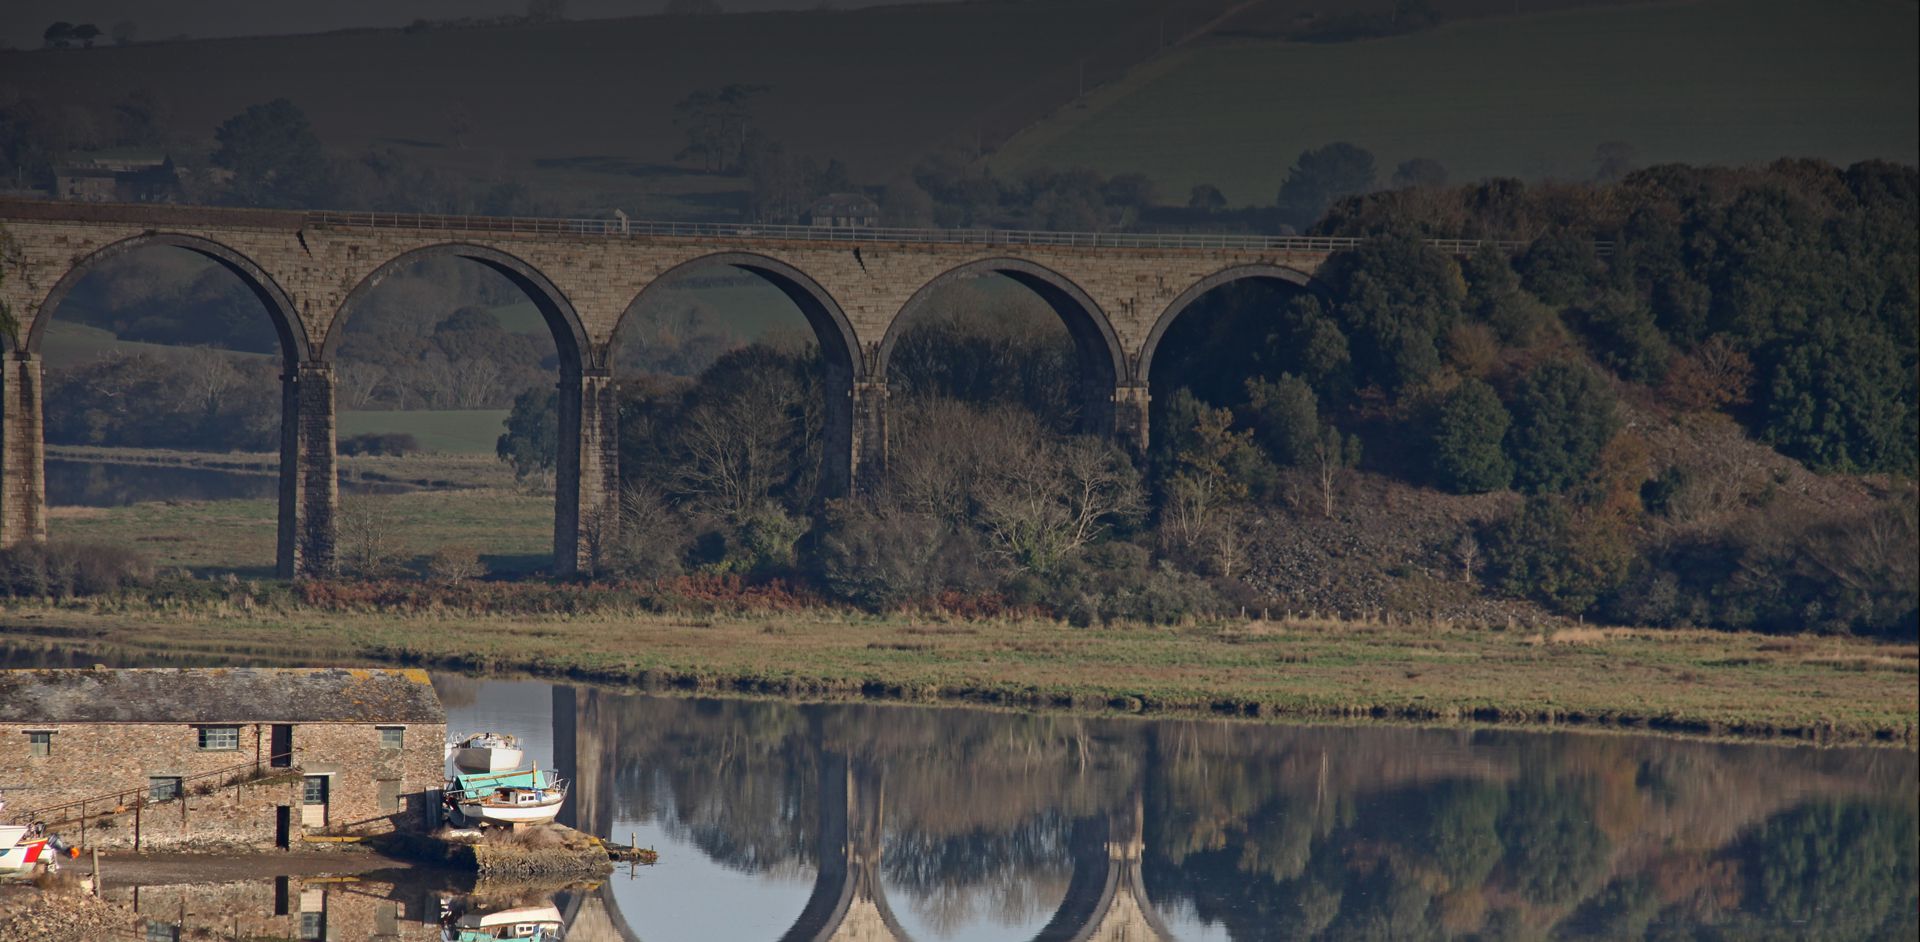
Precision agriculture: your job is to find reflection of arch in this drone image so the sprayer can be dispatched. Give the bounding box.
[876,258,1124,434]
[22,232,308,364]
[555,884,647,942]
[781,753,912,942]
[321,242,586,368]
[1033,793,1173,942]
[611,252,864,382]
[1135,263,1320,387]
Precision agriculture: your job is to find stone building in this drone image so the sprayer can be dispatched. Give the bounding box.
[0,667,446,851]
[804,192,880,228]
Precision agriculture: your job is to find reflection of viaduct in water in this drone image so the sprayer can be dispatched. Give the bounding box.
[556,885,647,942]
[553,687,1174,942]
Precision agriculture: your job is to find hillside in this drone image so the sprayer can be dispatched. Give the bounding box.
[992,0,1919,205]
[1,0,1227,216]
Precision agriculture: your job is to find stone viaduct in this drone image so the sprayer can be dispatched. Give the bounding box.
[0,198,1524,577]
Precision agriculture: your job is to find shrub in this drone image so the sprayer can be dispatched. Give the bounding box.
[0,542,153,598]
[1241,374,1320,467]
[1482,496,1632,615]
[425,545,485,584]
[1571,291,1672,383]
[1008,541,1221,626]
[1428,378,1514,493]
[814,505,983,611]
[340,432,421,457]
[1506,359,1619,494]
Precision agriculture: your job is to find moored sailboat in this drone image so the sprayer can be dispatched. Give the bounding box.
[444,767,568,827]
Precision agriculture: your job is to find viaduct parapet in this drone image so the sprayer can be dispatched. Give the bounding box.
[0,199,1532,576]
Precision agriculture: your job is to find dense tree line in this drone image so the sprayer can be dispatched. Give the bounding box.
[485,160,1915,637]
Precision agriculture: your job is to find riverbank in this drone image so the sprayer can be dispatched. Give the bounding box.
[2,603,1912,743]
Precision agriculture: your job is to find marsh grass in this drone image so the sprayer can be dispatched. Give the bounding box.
[2,601,1912,743]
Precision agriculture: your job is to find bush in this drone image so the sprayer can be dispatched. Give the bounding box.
[814,505,984,611]
[1506,359,1619,494]
[1482,497,1631,615]
[425,545,485,584]
[1427,378,1513,493]
[1241,374,1319,467]
[340,432,421,457]
[0,542,154,598]
[1571,291,1672,383]
[1009,541,1222,626]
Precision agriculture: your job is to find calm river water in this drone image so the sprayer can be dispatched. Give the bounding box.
[13,660,1918,940]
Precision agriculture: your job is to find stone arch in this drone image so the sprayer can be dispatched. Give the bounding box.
[323,242,597,572]
[610,252,868,496]
[321,242,587,369]
[611,251,864,382]
[876,258,1125,435]
[1134,263,1321,386]
[21,232,309,365]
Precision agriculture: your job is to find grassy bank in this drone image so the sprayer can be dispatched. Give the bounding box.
[2,603,1912,743]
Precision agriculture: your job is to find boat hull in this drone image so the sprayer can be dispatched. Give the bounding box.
[0,827,50,875]
[451,746,526,774]
[453,798,564,826]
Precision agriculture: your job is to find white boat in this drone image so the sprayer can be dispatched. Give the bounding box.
[445,768,567,827]
[0,824,54,876]
[450,732,525,774]
[444,904,565,940]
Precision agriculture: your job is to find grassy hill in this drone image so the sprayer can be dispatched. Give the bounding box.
[2,0,1228,216]
[992,0,1919,206]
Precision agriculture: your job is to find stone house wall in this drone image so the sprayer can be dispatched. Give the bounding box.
[0,719,446,850]
[114,877,443,941]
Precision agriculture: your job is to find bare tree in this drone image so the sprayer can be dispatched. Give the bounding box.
[677,369,805,518]
[1452,532,1481,585]
[426,545,485,584]
[337,496,399,576]
[1311,425,1362,519]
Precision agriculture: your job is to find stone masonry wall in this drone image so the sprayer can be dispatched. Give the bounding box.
[0,720,446,849]
[114,877,442,942]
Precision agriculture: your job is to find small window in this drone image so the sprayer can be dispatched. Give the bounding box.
[197,726,240,751]
[27,731,51,757]
[298,910,326,941]
[144,922,181,942]
[303,775,329,805]
[149,777,182,802]
[378,726,404,751]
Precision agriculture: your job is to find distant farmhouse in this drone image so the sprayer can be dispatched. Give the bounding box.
[804,192,879,228]
[0,668,446,851]
[51,151,179,203]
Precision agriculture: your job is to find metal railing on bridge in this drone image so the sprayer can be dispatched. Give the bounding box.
[304,210,1611,256]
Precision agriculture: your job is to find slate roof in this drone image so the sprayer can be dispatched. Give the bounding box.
[0,668,446,725]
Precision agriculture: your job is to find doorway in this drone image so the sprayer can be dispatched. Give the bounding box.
[270,725,293,768]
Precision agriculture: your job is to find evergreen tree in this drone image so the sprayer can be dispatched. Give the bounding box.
[1506,359,1618,494]
[1429,379,1513,493]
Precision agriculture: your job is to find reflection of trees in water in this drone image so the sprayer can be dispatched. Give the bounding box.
[1140,721,1917,940]
[564,688,1917,939]
[884,813,1073,934]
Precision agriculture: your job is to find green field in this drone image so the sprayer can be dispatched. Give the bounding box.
[995,0,1920,205]
[39,322,274,365]
[49,487,554,577]
[338,409,510,455]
